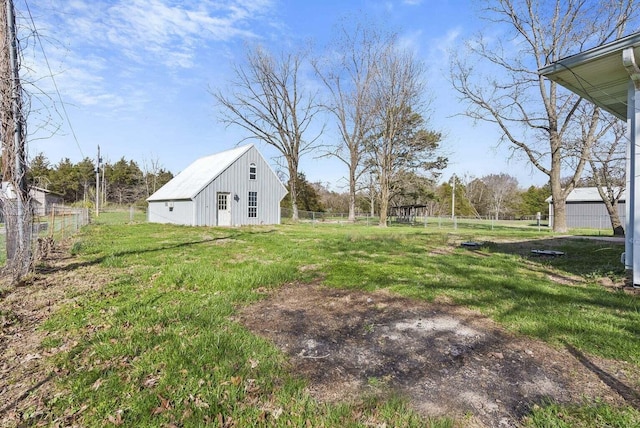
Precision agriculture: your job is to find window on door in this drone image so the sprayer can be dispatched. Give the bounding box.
[248,191,257,217]
[218,193,227,210]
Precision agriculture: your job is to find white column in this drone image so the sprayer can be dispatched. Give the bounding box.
[625,80,634,272]
[634,84,640,287]
[622,48,640,287]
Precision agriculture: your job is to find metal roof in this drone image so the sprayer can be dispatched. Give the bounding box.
[545,187,626,203]
[539,32,640,120]
[147,145,253,201]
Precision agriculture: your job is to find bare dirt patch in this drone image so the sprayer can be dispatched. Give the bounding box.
[237,282,640,427]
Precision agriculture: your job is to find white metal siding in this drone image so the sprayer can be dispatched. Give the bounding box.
[565,201,626,229]
[148,200,194,225]
[549,201,626,229]
[192,146,286,226]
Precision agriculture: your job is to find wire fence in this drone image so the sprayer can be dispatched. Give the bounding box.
[0,204,90,268]
[93,206,148,224]
[1,205,619,268]
[284,209,627,235]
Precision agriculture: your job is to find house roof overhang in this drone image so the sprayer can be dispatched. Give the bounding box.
[539,32,640,120]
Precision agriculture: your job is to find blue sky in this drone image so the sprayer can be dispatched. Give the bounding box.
[19,0,549,190]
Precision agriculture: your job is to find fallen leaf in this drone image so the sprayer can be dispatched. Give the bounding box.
[91,378,104,391]
[244,379,260,394]
[107,409,124,426]
[142,375,158,389]
[271,407,283,420]
[23,353,41,362]
[152,394,172,414]
[181,408,193,421]
[194,396,210,409]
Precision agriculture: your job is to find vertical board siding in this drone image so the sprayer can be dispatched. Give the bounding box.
[148,146,286,227]
[565,201,626,229]
[192,146,287,226]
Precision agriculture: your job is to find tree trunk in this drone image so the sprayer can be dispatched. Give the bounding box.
[550,137,568,233]
[370,193,375,217]
[287,158,299,221]
[551,198,568,233]
[606,200,624,236]
[378,174,389,227]
[348,168,356,222]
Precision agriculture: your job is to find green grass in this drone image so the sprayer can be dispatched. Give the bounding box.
[523,401,640,427]
[25,222,640,426]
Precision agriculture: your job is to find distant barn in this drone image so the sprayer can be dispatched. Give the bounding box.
[30,186,63,216]
[547,187,626,229]
[147,145,287,226]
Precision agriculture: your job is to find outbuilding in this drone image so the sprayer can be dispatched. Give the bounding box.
[30,186,64,216]
[546,187,626,229]
[147,145,287,226]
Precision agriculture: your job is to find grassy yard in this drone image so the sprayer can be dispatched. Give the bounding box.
[10,216,640,426]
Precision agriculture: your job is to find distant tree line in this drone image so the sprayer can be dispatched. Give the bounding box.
[4,152,174,207]
[1,150,549,219]
[288,172,550,220]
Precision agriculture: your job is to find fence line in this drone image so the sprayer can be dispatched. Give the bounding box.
[1,204,90,268]
[282,208,623,233]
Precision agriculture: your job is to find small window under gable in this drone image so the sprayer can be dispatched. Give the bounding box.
[249,163,257,180]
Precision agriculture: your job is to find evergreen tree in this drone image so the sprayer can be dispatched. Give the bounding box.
[27,152,52,189]
[516,184,550,217]
[281,172,324,213]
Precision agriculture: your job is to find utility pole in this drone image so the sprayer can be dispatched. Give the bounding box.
[95,145,101,217]
[1,0,31,280]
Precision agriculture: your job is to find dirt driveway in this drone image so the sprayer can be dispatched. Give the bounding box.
[237,282,640,427]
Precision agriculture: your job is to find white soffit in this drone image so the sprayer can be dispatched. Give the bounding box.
[539,32,640,120]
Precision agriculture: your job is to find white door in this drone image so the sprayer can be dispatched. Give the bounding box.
[217,193,231,226]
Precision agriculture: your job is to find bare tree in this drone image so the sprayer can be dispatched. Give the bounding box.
[313,20,386,222]
[451,0,635,232]
[368,42,445,226]
[482,173,519,220]
[589,119,626,235]
[213,45,323,221]
[141,155,167,197]
[464,176,487,218]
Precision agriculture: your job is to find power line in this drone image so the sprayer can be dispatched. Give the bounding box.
[554,61,632,118]
[22,0,85,159]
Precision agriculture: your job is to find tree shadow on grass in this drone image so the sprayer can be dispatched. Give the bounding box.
[563,341,640,410]
[477,236,626,281]
[35,235,236,275]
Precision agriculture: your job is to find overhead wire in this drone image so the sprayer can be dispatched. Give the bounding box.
[553,60,633,119]
[22,0,85,159]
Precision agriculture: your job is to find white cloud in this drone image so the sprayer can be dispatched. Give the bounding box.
[431,27,462,59]
[23,0,278,116]
[61,0,275,69]
[398,29,423,54]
